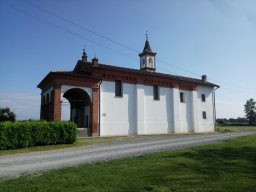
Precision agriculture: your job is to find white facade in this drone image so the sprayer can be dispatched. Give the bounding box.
[100,81,137,136]
[99,80,216,136]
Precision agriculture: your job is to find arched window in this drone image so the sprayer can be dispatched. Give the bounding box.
[141,58,146,68]
[148,58,152,67]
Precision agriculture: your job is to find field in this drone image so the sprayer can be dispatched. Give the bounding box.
[0,134,255,192]
[217,126,256,132]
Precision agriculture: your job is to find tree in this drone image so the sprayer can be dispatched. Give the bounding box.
[244,99,256,125]
[0,107,16,122]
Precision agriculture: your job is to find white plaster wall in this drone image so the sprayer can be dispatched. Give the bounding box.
[136,84,145,135]
[144,86,173,134]
[100,81,137,136]
[99,81,215,136]
[196,86,215,132]
[177,90,193,133]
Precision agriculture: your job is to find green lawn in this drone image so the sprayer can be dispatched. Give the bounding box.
[1,135,256,192]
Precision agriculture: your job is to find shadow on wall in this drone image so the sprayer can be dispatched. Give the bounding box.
[166,89,174,133]
[128,86,137,135]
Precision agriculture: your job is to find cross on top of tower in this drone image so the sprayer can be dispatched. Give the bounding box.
[145,30,148,40]
[83,44,86,53]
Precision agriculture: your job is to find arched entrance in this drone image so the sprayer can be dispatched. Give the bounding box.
[63,88,91,129]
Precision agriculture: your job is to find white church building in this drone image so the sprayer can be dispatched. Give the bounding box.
[38,38,219,136]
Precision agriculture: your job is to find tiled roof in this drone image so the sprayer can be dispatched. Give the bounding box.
[38,60,219,89]
[74,60,219,87]
[101,64,217,87]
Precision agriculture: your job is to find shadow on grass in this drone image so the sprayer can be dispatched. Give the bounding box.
[159,142,256,191]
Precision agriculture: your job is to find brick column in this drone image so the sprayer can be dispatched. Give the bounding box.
[53,84,61,121]
[40,93,44,120]
[91,84,100,136]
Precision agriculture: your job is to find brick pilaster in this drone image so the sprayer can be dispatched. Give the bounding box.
[91,84,100,136]
[40,94,44,120]
[53,84,61,121]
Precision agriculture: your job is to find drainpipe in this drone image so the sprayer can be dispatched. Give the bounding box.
[98,80,102,136]
[213,86,219,131]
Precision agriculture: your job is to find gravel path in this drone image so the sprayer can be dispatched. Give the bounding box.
[0,131,255,178]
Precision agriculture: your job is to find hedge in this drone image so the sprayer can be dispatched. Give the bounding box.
[0,121,77,150]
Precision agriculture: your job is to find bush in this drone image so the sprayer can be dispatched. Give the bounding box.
[0,121,77,150]
[0,107,16,122]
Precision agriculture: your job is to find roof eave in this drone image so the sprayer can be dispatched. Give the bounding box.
[37,71,53,89]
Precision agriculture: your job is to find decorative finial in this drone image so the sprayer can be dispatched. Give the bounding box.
[82,44,87,62]
[145,30,148,40]
[83,44,86,53]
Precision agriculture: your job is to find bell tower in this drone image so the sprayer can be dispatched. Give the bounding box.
[139,34,157,72]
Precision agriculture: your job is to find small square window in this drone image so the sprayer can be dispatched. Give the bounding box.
[201,94,206,102]
[115,80,123,97]
[153,85,159,100]
[180,92,185,103]
[202,111,207,119]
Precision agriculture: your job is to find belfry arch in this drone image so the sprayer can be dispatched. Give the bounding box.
[63,88,91,129]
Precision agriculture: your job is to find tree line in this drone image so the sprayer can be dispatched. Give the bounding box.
[217,98,256,126]
[216,117,248,125]
[244,98,256,125]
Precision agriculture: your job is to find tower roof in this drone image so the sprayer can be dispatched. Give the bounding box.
[143,39,152,52]
[139,38,157,57]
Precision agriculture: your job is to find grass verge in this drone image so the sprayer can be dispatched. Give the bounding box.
[0,137,116,156]
[0,135,256,192]
[0,134,209,156]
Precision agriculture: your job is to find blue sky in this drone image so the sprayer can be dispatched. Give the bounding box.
[0,0,256,120]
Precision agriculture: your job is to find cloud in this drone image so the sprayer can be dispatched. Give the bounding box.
[0,92,40,120]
